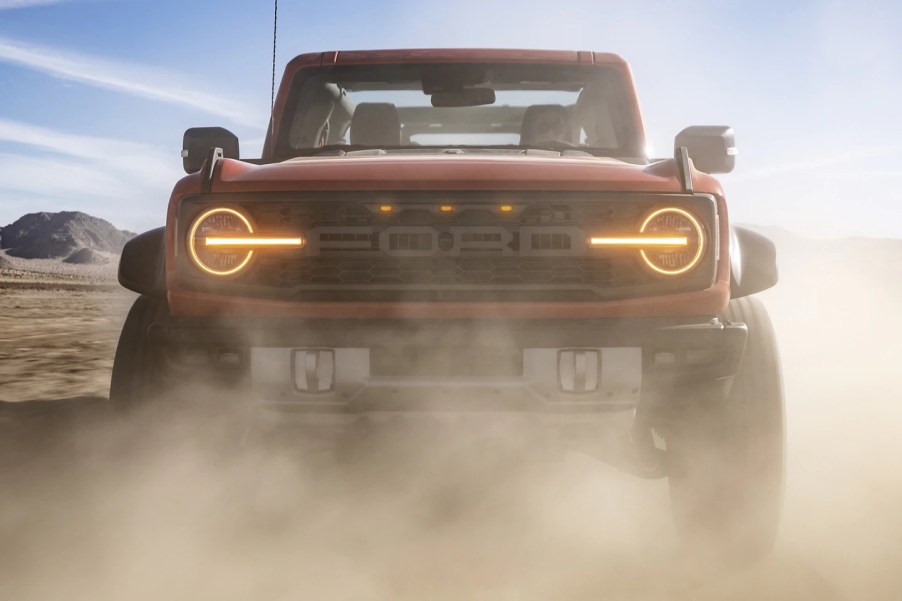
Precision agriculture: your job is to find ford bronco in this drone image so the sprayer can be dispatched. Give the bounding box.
[111,49,783,555]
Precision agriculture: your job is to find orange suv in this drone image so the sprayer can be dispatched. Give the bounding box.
[112,49,783,556]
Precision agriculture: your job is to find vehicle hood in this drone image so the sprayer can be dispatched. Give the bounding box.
[210,155,716,194]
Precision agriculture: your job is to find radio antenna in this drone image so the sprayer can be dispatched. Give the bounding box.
[269,0,279,138]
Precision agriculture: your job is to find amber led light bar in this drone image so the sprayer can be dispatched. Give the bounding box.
[589,236,688,248]
[205,237,305,247]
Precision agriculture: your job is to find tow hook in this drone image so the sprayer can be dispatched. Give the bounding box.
[569,424,668,478]
[626,426,667,479]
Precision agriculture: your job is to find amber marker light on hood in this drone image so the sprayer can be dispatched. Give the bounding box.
[439,205,455,213]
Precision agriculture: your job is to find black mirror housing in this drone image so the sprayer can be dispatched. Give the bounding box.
[182,127,239,173]
[675,126,735,174]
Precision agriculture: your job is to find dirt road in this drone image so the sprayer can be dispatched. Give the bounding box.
[0,284,133,402]
[0,238,899,600]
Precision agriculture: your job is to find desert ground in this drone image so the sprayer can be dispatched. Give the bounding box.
[0,235,899,600]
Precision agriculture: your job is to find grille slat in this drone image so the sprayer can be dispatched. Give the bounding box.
[260,257,622,287]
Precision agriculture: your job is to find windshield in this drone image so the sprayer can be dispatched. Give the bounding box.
[277,63,641,158]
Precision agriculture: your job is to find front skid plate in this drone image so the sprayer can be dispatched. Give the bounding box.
[151,316,746,417]
[251,346,642,409]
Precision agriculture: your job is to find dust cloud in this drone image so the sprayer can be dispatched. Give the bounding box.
[1,234,899,600]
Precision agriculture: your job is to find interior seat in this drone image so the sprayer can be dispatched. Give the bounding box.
[573,82,618,149]
[350,102,401,146]
[520,104,574,146]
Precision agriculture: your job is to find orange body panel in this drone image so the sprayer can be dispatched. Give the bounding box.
[215,156,684,193]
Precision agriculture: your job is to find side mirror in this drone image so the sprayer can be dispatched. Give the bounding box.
[730,226,778,298]
[675,126,736,174]
[182,127,239,173]
[118,227,165,297]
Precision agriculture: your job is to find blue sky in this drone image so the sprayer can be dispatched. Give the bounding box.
[0,0,900,237]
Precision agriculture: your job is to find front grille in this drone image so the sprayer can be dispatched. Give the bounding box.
[178,192,718,302]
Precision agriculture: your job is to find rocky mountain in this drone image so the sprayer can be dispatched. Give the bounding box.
[0,212,134,262]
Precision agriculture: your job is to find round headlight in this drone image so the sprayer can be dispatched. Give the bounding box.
[187,207,254,276]
[639,207,705,275]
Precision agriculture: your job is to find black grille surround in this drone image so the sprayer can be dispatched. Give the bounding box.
[176,192,718,303]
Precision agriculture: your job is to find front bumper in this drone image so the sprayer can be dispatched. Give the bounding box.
[149,316,747,419]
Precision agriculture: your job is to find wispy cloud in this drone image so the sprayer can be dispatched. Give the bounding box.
[0,0,69,9]
[726,145,902,183]
[0,151,171,231]
[0,35,258,127]
[0,152,140,199]
[0,119,179,229]
[0,117,175,186]
[0,118,167,164]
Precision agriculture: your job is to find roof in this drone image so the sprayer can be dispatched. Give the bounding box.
[285,49,627,70]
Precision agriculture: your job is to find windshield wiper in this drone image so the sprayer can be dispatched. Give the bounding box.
[294,144,410,156]
[284,144,602,159]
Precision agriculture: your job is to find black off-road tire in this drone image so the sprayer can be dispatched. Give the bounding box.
[109,296,251,450]
[109,295,169,412]
[667,296,785,559]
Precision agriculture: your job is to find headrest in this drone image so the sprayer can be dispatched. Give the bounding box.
[291,90,336,148]
[520,104,572,146]
[350,103,401,146]
[574,83,604,146]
